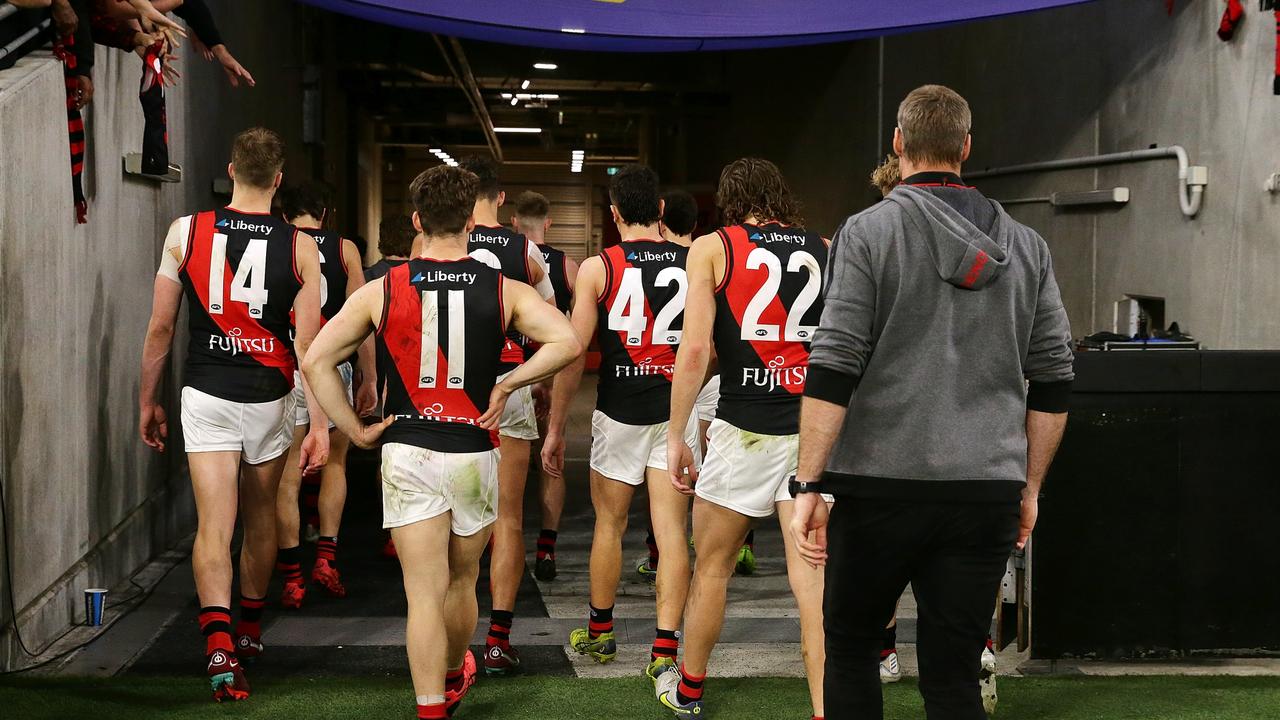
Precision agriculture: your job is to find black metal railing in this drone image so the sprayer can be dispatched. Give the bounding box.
[0,4,53,71]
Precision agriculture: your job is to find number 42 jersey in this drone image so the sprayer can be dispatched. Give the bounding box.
[595,239,689,425]
[178,208,303,403]
[713,223,828,435]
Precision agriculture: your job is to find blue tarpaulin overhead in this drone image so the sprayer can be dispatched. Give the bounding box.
[298,0,1095,52]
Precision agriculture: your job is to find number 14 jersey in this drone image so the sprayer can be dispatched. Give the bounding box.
[376,258,506,452]
[179,208,303,403]
[714,223,828,435]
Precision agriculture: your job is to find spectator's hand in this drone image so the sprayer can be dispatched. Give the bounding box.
[52,0,78,37]
[541,427,565,478]
[139,402,168,452]
[349,416,395,450]
[161,55,180,85]
[299,427,330,473]
[667,438,697,495]
[1016,489,1038,551]
[213,45,255,88]
[355,380,378,417]
[75,75,93,109]
[125,0,187,38]
[790,492,830,567]
[190,33,215,62]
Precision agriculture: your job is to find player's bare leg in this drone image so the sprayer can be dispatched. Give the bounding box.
[778,499,827,718]
[442,523,494,712]
[661,497,751,714]
[392,513,452,702]
[485,435,531,674]
[569,469,633,663]
[646,466,691,679]
[189,450,249,701]
[313,430,349,597]
[273,426,309,608]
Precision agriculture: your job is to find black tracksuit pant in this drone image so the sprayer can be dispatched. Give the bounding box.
[823,496,1020,720]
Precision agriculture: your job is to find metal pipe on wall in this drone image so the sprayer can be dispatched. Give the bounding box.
[968,146,1206,218]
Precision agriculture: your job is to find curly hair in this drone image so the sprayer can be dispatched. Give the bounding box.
[870,154,901,198]
[715,158,802,226]
[408,166,479,236]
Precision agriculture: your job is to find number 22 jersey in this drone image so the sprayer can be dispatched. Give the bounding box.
[178,208,303,403]
[713,223,828,435]
[595,239,689,425]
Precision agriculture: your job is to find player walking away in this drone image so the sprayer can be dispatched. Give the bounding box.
[365,213,419,561]
[139,128,329,702]
[541,164,698,685]
[458,156,556,676]
[664,158,831,720]
[513,191,579,582]
[274,183,377,609]
[302,165,581,720]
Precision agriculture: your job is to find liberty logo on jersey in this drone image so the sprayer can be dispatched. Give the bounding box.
[471,233,510,247]
[215,218,274,236]
[208,326,277,356]
[764,231,807,244]
[412,270,478,285]
[741,355,807,392]
[626,250,677,263]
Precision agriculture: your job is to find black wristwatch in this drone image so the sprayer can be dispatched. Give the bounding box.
[788,475,824,498]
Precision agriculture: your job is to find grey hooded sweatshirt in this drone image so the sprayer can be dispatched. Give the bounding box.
[805,176,1074,503]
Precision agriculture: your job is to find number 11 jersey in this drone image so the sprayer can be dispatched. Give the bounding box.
[179,208,303,403]
[713,223,828,435]
[375,258,506,452]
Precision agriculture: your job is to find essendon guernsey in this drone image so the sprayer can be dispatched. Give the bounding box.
[713,223,828,435]
[307,229,350,322]
[540,243,573,313]
[596,239,689,425]
[376,259,506,453]
[178,208,302,403]
[469,224,533,371]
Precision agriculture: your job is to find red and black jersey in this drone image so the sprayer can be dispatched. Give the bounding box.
[469,224,533,372]
[376,258,507,453]
[538,243,573,314]
[305,229,350,322]
[595,239,689,425]
[713,222,828,435]
[178,208,303,403]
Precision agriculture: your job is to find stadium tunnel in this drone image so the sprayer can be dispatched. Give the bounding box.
[2,0,1279,698]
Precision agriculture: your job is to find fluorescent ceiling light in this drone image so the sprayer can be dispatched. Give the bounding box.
[520,80,531,90]
[501,93,513,99]
[510,97,519,106]
[493,127,542,133]
[571,166,582,173]
[429,148,442,153]
[560,28,585,34]
[534,62,558,70]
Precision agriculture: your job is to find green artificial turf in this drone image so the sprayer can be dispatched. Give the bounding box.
[2,674,1279,719]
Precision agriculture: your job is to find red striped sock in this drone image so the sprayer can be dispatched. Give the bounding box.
[445,667,466,694]
[198,607,233,656]
[235,596,266,639]
[536,529,557,561]
[676,663,705,704]
[487,610,513,649]
[277,545,304,585]
[588,605,613,640]
[317,536,338,566]
[651,628,679,662]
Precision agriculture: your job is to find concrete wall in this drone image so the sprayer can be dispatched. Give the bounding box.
[0,0,315,669]
[681,1,1278,349]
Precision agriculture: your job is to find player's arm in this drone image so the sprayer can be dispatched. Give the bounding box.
[342,238,378,416]
[293,232,330,472]
[525,240,555,303]
[139,218,186,451]
[479,279,583,430]
[302,281,394,449]
[539,256,603,476]
[667,233,722,491]
[564,255,580,309]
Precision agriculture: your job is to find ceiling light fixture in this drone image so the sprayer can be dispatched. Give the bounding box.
[493,127,543,133]
[501,93,513,99]
[560,28,585,34]
[510,97,519,106]
[520,79,531,90]
[534,62,558,70]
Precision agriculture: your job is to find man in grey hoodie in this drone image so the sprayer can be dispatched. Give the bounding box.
[789,85,1074,719]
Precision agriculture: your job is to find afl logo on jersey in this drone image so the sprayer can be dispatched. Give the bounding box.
[628,337,641,345]
[211,302,222,312]
[450,376,463,385]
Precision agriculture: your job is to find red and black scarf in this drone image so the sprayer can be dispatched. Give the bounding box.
[51,35,87,224]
